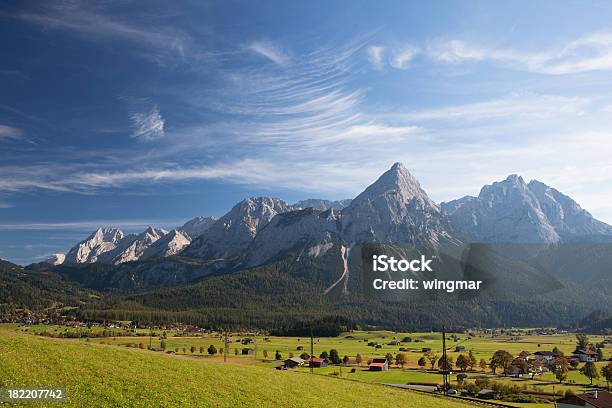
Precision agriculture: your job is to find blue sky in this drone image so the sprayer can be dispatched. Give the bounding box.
[2,0,612,264]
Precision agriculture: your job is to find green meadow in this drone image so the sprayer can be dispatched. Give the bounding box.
[5,325,610,407]
[0,325,476,408]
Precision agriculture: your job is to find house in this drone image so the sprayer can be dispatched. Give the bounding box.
[241,337,254,345]
[369,358,389,371]
[422,347,432,353]
[572,349,598,363]
[556,391,612,408]
[241,348,254,355]
[533,351,555,363]
[477,389,499,400]
[309,357,327,368]
[284,357,305,368]
[402,337,413,342]
[455,346,465,352]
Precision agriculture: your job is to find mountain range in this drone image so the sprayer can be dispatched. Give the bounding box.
[5,162,611,331]
[50,163,612,269]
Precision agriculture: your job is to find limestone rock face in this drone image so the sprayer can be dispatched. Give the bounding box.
[181,197,290,259]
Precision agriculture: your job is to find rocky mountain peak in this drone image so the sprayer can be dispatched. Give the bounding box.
[341,163,452,246]
[141,229,191,260]
[527,179,612,238]
[64,227,125,264]
[357,162,433,206]
[181,196,290,260]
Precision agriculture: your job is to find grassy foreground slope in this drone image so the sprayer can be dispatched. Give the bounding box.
[0,328,474,408]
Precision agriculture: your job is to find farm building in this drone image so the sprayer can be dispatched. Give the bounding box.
[533,351,555,362]
[241,348,254,355]
[422,347,432,353]
[387,341,400,346]
[572,349,598,362]
[296,346,304,351]
[284,357,305,368]
[368,358,389,371]
[454,346,465,352]
[367,341,378,347]
[402,337,413,342]
[309,357,327,368]
[241,338,254,345]
[556,390,612,408]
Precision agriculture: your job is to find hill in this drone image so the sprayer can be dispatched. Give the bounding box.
[0,259,96,313]
[0,326,475,408]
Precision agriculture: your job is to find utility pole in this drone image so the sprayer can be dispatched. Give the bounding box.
[149,326,153,350]
[442,327,449,396]
[223,330,229,363]
[310,326,314,374]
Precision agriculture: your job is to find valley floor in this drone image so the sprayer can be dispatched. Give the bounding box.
[0,325,476,408]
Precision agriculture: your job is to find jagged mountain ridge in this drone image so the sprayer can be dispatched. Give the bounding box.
[290,199,352,211]
[181,197,291,260]
[57,163,612,269]
[178,216,218,239]
[64,228,125,264]
[442,175,612,243]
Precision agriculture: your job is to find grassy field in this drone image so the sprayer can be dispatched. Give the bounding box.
[22,326,608,362]
[6,324,611,407]
[0,325,477,408]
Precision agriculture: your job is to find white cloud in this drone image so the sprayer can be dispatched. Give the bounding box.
[0,219,184,231]
[15,2,191,60]
[0,124,24,141]
[390,46,420,69]
[367,45,386,70]
[0,201,14,209]
[426,32,612,75]
[129,105,165,141]
[2,32,612,224]
[386,93,589,122]
[248,41,291,66]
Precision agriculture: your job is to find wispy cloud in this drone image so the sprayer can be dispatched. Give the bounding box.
[0,124,24,141]
[0,219,185,231]
[0,201,14,209]
[386,93,590,122]
[14,2,191,61]
[367,45,386,70]
[426,32,612,75]
[2,28,612,224]
[389,46,420,69]
[129,104,165,141]
[247,41,291,66]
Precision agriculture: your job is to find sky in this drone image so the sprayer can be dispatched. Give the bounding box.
[2,0,612,264]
